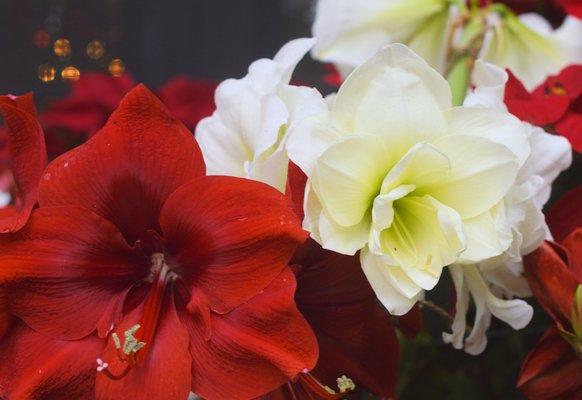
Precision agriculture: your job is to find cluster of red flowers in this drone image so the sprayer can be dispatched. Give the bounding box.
[0,82,419,399]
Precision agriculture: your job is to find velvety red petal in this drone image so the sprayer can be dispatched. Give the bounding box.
[157,76,217,130]
[0,206,146,340]
[38,85,206,244]
[555,111,582,153]
[184,267,318,400]
[95,290,191,400]
[294,239,398,397]
[546,186,582,243]
[160,175,307,314]
[536,65,582,100]
[0,289,11,341]
[505,70,570,126]
[557,0,582,18]
[0,322,103,400]
[0,93,47,232]
[518,327,582,400]
[523,242,579,328]
[397,304,423,339]
[285,161,307,222]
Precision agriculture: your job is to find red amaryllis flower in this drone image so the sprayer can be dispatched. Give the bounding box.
[519,228,582,399]
[0,94,47,233]
[0,85,318,400]
[259,165,406,399]
[545,186,582,243]
[505,66,582,152]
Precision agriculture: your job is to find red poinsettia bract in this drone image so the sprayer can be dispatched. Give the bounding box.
[0,85,318,400]
[258,166,405,400]
[519,227,582,399]
[504,66,582,152]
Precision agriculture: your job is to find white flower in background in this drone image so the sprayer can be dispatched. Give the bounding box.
[311,0,582,90]
[480,13,582,90]
[312,0,457,77]
[195,38,326,192]
[287,44,530,315]
[443,61,573,354]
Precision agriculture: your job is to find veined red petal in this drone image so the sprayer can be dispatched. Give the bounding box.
[0,206,146,340]
[285,162,307,222]
[38,84,206,244]
[95,290,191,400]
[0,93,47,232]
[184,267,318,400]
[0,322,103,400]
[546,186,582,243]
[0,288,11,341]
[160,175,307,314]
[518,327,582,400]
[524,242,579,328]
[563,228,582,282]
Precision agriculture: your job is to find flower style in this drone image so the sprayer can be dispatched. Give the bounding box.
[0,85,318,400]
[504,65,582,152]
[196,38,326,192]
[443,60,572,354]
[518,227,582,399]
[311,0,457,78]
[287,44,531,315]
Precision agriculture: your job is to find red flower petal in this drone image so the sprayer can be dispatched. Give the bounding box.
[545,186,582,243]
[518,327,582,400]
[285,161,307,222]
[0,206,146,340]
[523,242,579,328]
[0,288,10,341]
[563,228,582,282]
[38,85,206,244]
[294,239,399,398]
[95,292,192,400]
[0,322,103,400]
[0,93,47,232]
[397,304,423,339]
[160,175,307,314]
[555,109,582,153]
[157,76,217,130]
[184,267,318,400]
[536,65,582,101]
[504,70,570,126]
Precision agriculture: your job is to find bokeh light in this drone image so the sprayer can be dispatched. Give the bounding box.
[53,38,72,58]
[37,63,56,82]
[32,30,51,48]
[86,40,105,60]
[61,65,80,81]
[108,58,125,77]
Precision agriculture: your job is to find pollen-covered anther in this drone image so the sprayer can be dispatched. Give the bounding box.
[118,324,147,355]
[336,375,356,393]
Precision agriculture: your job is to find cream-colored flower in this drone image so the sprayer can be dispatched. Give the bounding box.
[312,0,457,77]
[443,61,572,354]
[195,38,326,192]
[480,13,582,90]
[287,44,528,315]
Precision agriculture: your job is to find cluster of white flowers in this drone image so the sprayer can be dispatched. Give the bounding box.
[195,1,576,355]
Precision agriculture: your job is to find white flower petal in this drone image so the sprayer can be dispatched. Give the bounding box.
[318,209,371,255]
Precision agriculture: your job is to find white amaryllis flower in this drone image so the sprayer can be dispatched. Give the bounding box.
[312,0,457,77]
[480,13,582,90]
[195,38,326,192]
[443,61,573,354]
[287,44,530,315]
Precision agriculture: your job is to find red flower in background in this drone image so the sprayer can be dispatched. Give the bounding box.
[505,66,582,152]
[0,85,317,400]
[259,165,419,400]
[518,187,582,400]
[37,73,217,158]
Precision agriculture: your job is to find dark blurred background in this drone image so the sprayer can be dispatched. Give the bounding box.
[0,0,320,98]
[0,1,575,399]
